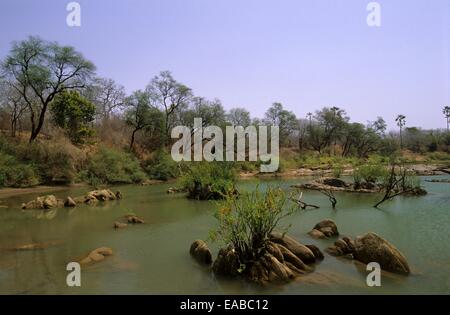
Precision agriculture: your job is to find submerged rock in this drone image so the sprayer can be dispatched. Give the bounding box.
[125,215,145,224]
[326,233,410,275]
[189,240,212,265]
[309,219,339,239]
[114,221,128,229]
[79,247,113,265]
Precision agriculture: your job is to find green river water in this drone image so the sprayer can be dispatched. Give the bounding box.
[0,176,449,294]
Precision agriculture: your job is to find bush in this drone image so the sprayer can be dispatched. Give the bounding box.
[80,147,147,185]
[0,152,39,188]
[210,186,296,266]
[179,162,237,200]
[144,150,179,180]
[353,163,387,184]
[15,141,79,184]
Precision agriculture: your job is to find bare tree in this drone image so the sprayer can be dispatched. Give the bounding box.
[0,81,27,137]
[374,163,421,208]
[291,191,320,210]
[320,189,337,209]
[84,77,126,121]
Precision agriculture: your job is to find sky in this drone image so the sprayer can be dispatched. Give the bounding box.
[0,0,449,130]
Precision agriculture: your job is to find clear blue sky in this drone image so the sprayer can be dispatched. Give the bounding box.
[0,0,449,130]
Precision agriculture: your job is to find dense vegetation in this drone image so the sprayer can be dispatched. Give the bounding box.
[0,37,449,188]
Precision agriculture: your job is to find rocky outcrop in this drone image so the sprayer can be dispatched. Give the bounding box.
[326,233,410,275]
[189,240,212,265]
[21,189,123,210]
[21,195,62,210]
[210,232,323,284]
[308,219,339,239]
[79,247,113,265]
[293,178,380,193]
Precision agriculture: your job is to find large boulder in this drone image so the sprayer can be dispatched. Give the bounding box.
[270,232,316,264]
[21,195,60,210]
[189,240,212,265]
[309,219,339,238]
[353,233,410,275]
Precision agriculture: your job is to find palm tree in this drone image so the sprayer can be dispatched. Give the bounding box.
[443,106,450,132]
[395,114,406,149]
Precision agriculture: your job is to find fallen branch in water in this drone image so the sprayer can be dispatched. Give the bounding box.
[320,189,337,209]
[290,192,320,210]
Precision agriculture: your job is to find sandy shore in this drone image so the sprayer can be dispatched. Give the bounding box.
[0,184,85,199]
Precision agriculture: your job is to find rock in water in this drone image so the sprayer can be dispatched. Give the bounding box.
[125,215,145,224]
[64,196,76,207]
[190,240,212,265]
[270,232,316,264]
[79,247,113,265]
[353,233,410,275]
[114,221,128,229]
[310,219,339,238]
[212,246,240,277]
[21,195,60,210]
[305,244,324,260]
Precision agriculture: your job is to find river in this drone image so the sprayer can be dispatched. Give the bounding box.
[0,176,449,294]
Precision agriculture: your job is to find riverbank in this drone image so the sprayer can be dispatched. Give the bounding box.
[1,163,447,200]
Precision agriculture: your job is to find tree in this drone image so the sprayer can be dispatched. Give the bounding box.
[0,80,27,137]
[395,114,406,149]
[125,90,163,150]
[84,77,126,121]
[146,71,192,142]
[182,97,226,128]
[263,102,298,145]
[227,107,251,127]
[1,36,95,142]
[308,107,349,153]
[443,106,450,132]
[50,90,96,144]
[369,116,387,136]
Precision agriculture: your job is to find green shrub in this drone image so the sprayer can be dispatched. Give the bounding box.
[353,163,387,184]
[144,150,179,180]
[210,186,296,267]
[0,152,39,188]
[80,147,147,185]
[332,163,344,178]
[14,141,78,184]
[179,161,237,200]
